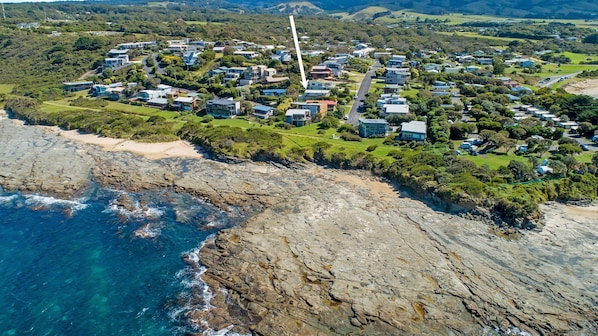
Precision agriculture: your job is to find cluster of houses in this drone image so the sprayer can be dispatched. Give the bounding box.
[418,50,537,77]
[357,54,428,141]
[103,41,157,71]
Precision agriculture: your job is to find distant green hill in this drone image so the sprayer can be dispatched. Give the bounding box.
[234,0,598,19]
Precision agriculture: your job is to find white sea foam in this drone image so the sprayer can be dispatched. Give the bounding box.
[171,235,252,335]
[24,195,88,212]
[103,194,164,220]
[0,195,18,203]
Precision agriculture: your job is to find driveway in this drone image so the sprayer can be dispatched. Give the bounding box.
[346,60,381,126]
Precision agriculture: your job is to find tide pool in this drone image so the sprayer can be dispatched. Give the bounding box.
[0,188,243,336]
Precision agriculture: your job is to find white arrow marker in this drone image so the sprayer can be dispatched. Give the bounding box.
[289,15,308,89]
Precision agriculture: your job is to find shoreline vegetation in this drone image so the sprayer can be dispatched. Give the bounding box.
[6,97,598,231]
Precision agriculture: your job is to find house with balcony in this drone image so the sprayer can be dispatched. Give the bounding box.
[262,89,287,97]
[310,66,333,80]
[387,55,406,68]
[397,121,427,141]
[253,105,275,119]
[385,68,411,85]
[307,80,336,90]
[206,98,241,118]
[293,102,321,116]
[359,119,391,138]
[285,109,311,126]
[172,96,197,111]
[271,50,292,63]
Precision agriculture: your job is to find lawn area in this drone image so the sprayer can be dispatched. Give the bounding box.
[558,52,598,64]
[466,152,531,170]
[0,84,14,95]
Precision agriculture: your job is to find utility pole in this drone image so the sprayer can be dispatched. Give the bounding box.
[2,3,6,21]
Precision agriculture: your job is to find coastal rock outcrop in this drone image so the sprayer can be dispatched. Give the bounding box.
[1,115,596,335]
[199,176,598,335]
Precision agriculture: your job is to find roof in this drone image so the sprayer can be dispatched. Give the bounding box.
[285,109,310,116]
[63,81,94,86]
[401,121,426,134]
[385,104,410,114]
[262,89,286,93]
[147,98,168,105]
[359,118,388,125]
[208,98,237,106]
[254,105,274,112]
[304,90,330,95]
[174,97,195,103]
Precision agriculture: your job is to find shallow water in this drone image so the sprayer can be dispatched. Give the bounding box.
[0,188,243,336]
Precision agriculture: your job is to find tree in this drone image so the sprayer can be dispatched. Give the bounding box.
[592,153,598,167]
[508,160,535,182]
[492,57,505,75]
[241,101,254,116]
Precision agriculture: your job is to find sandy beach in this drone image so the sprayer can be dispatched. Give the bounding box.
[564,79,598,98]
[0,109,203,160]
[57,129,204,160]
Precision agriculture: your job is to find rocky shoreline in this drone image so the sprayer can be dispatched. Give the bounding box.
[1,114,597,335]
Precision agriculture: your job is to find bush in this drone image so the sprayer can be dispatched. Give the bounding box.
[366,144,378,152]
[340,132,362,142]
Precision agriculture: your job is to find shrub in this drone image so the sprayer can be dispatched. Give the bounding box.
[340,132,362,142]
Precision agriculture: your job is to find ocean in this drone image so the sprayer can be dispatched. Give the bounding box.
[0,186,245,336]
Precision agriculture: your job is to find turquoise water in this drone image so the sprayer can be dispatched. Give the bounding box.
[0,187,242,336]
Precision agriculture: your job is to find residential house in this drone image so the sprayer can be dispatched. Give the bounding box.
[271,50,292,63]
[307,80,336,90]
[512,86,533,95]
[373,52,392,58]
[384,84,401,94]
[307,100,337,112]
[146,98,169,109]
[359,119,391,138]
[423,64,442,72]
[253,105,275,119]
[117,41,157,50]
[383,104,410,116]
[477,58,493,65]
[172,96,196,111]
[310,66,333,80]
[303,90,331,99]
[322,60,344,77]
[432,84,451,96]
[285,109,311,126]
[240,65,276,86]
[206,98,241,118]
[183,51,199,66]
[103,55,130,70]
[352,45,375,58]
[108,49,129,58]
[377,94,407,108]
[63,81,94,93]
[385,68,411,85]
[444,66,464,74]
[234,51,259,59]
[558,121,578,129]
[91,82,124,97]
[262,89,287,97]
[293,102,321,116]
[387,55,406,68]
[398,121,427,141]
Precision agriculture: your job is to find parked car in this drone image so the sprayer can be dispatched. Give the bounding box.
[581,144,589,151]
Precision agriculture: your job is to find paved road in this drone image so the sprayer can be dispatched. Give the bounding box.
[143,53,166,78]
[346,60,382,126]
[538,71,582,88]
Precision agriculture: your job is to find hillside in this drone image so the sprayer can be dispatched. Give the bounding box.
[235,0,598,19]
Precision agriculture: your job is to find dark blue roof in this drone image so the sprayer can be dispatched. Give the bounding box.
[262,89,286,93]
[254,105,274,112]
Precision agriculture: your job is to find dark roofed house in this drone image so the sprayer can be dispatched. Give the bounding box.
[359,119,391,138]
[63,81,94,93]
[206,98,241,118]
[253,105,275,119]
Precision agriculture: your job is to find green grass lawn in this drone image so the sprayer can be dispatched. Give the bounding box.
[437,31,522,44]
[0,84,14,95]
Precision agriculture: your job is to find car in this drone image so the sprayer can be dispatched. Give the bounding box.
[354,95,359,99]
[581,144,589,151]
[343,116,349,120]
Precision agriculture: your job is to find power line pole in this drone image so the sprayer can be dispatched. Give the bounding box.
[2,3,6,21]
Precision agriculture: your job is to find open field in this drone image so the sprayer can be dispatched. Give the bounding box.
[437,31,524,44]
[333,7,598,28]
